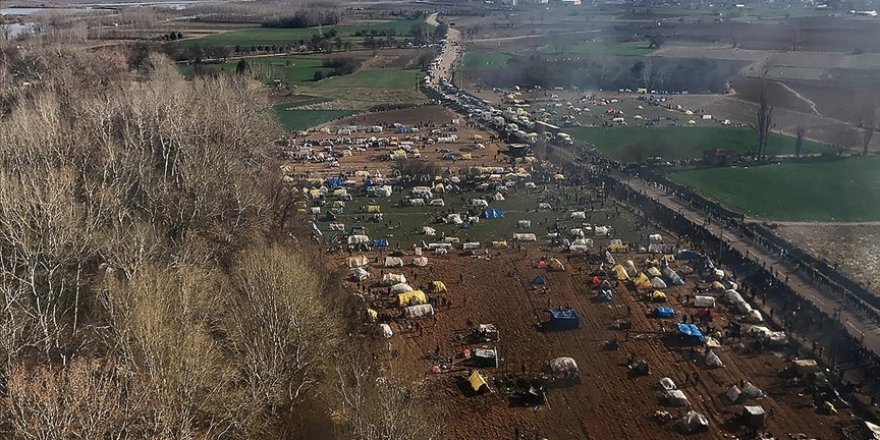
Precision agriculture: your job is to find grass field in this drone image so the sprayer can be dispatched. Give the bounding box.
[177,56,334,85]
[669,156,880,221]
[311,68,421,90]
[179,19,421,47]
[461,52,511,72]
[538,41,654,56]
[565,126,831,161]
[273,100,358,132]
[848,53,880,70]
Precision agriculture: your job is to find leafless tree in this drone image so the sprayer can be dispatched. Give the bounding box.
[859,100,878,155]
[755,76,774,161]
[795,125,806,158]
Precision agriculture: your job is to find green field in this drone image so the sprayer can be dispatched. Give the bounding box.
[179,19,421,47]
[461,52,511,72]
[272,101,358,132]
[669,156,880,221]
[849,53,880,70]
[538,41,654,56]
[177,57,334,85]
[565,126,831,161]
[312,68,420,90]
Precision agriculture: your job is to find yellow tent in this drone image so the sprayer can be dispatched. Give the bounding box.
[468,370,488,392]
[492,241,508,249]
[651,290,667,302]
[366,309,378,322]
[608,240,627,253]
[612,265,630,281]
[461,153,472,160]
[434,183,445,193]
[308,188,322,199]
[398,290,427,307]
[634,273,651,290]
[430,281,447,293]
[711,281,725,291]
[367,205,381,213]
[473,134,484,141]
[647,267,662,277]
[548,258,566,271]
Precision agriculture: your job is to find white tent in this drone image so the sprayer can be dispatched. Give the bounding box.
[513,233,537,242]
[659,377,677,391]
[463,242,481,250]
[403,304,434,319]
[422,226,437,236]
[625,260,638,277]
[493,192,506,201]
[447,214,464,225]
[664,389,689,406]
[379,323,393,339]
[680,411,708,433]
[569,228,585,238]
[525,182,537,189]
[694,295,716,308]
[594,226,610,236]
[412,256,429,267]
[571,211,586,219]
[347,255,369,268]
[390,283,414,294]
[538,202,552,210]
[348,235,371,245]
[727,385,742,402]
[384,257,404,267]
[705,350,724,368]
[748,309,763,322]
[649,233,663,243]
[351,267,371,281]
[429,199,445,206]
[382,273,406,286]
[651,277,667,289]
[408,198,426,207]
[518,220,532,228]
[549,357,578,374]
[742,382,764,399]
[472,199,489,208]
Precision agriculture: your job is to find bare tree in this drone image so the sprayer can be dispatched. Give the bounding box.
[795,125,806,158]
[860,100,878,155]
[755,76,774,161]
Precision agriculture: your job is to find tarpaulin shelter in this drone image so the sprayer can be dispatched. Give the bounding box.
[472,199,489,208]
[327,178,343,188]
[379,323,393,339]
[651,290,667,302]
[390,283,414,294]
[654,307,675,318]
[382,273,406,286]
[472,348,499,368]
[412,257,428,267]
[351,267,370,281]
[680,411,709,433]
[367,205,381,213]
[676,323,705,343]
[625,260,638,277]
[481,208,504,219]
[429,281,447,293]
[373,239,389,248]
[492,241,508,249]
[676,250,700,260]
[468,370,489,393]
[398,290,427,307]
[548,258,566,271]
[742,405,766,429]
[531,275,547,285]
[705,350,723,368]
[634,273,651,290]
[348,235,370,245]
[664,389,689,407]
[612,265,630,281]
[347,256,369,268]
[513,233,537,242]
[545,308,580,330]
[384,257,404,267]
[596,286,613,302]
[366,309,378,322]
[608,239,627,252]
[647,267,662,277]
[536,261,548,269]
[694,295,716,308]
[659,377,677,391]
[403,304,434,319]
[651,277,667,289]
[571,211,586,219]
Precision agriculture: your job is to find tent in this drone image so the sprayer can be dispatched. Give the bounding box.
[517,220,532,228]
[538,202,552,210]
[403,304,434,319]
[463,242,481,250]
[382,273,407,286]
[513,233,537,242]
[646,267,662,277]
[412,257,429,267]
[548,258,566,271]
[492,241,509,249]
[351,267,371,281]
[569,228,584,238]
[651,277,667,289]
[429,198,445,206]
[472,199,489,208]
[429,281,447,293]
[347,255,369,268]
[348,235,371,245]
[422,226,437,236]
[742,406,766,429]
[654,307,675,318]
[373,238,389,248]
[475,324,500,342]
[659,377,677,391]
[625,260,638,277]
[727,385,742,402]
[550,357,579,375]
[384,257,404,267]
[651,290,667,302]
[608,239,627,252]
[408,198,426,207]
[680,411,709,433]
[705,350,723,368]
[596,286,613,302]
[694,295,716,308]
[741,382,764,399]
[468,370,489,393]
[634,273,652,290]
[482,208,504,219]
[571,211,586,219]
[536,261,548,269]
[546,308,580,330]
[398,290,427,307]
[595,226,610,236]
[379,323,393,339]
[664,389,689,407]
[676,323,704,343]
[611,265,630,281]
[472,348,499,368]
[367,205,381,213]
[531,275,547,285]
[390,283,414,294]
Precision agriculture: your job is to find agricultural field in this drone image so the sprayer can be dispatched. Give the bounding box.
[565,126,831,162]
[177,19,422,47]
[273,99,358,132]
[312,68,421,90]
[537,40,654,56]
[177,56,334,85]
[669,156,880,222]
[461,52,511,72]
[847,53,880,70]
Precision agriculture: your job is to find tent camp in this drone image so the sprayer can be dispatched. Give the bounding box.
[390,283,414,294]
[676,323,704,343]
[382,273,407,286]
[468,370,489,393]
[612,265,630,281]
[482,208,504,219]
[545,308,580,330]
[398,290,427,307]
[403,304,434,319]
[384,257,404,267]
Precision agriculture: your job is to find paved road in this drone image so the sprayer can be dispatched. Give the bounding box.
[425,12,461,86]
[618,173,880,356]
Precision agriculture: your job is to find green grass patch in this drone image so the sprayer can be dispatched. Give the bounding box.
[849,53,880,70]
[538,41,654,56]
[565,126,831,161]
[669,156,880,221]
[272,101,358,131]
[461,52,511,72]
[312,68,421,90]
[178,19,421,47]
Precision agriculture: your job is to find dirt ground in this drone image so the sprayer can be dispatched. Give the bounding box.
[347,249,855,440]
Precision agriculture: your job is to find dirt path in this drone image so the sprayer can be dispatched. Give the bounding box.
[776,81,823,117]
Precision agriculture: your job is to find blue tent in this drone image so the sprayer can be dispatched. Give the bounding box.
[327,178,343,188]
[676,323,705,343]
[531,275,547,285]
[482,208,504,219]
[372,239,389,248]
[654,307,675,318]
[546,308,580,330]
[363,179,373,187]
[676,250,701,260]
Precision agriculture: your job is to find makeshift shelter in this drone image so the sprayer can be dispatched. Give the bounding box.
[531,275,547,285]
[472,199,489,208]
[390,283,414,294]
[351,267,370,281]
[680,411,709,433]
[727,385,742,402]
[384,257,404,267]
[595,226,610,236]
[398,290,427,307]
[472,348,499,368]
[517,220,531,228]
[654,307,675,318]
[422,226,437,236]
[742,406,766,429]
[429,281,447,293]
[379,323,393,339]
[608,239,627,253]
[705,350,723,368]
[403,304,434,319]
[373,238,389,248]
[513,233,537,242]
[625,260,638,277]
[549,357,579,375]
[596,286,613,302]
[651,277,667,289]
[492,241,509,249]
[548,258,566,271]
[612,265,630,281]
[651,290,667,302]
[347,255,369,268]
[646,267,662,277]
[676,323,704,343]
[664,389,689,407]
[569,228,584,238]
[545,308,580,330]
[429,198,445,206]
[536,261,548,269]
[367,205,381,213]
[468,370,489,393]
[482,208,504,219]
[659,377,677,391]
[408,198,426,207]
[741,382,764,399]
[475,324,500,342]
[348,235,370,246]
[412,257,429,267]
[463,242,480,250]
[634,273,651,290]
[694,295,716,308]
[382,273,406,286]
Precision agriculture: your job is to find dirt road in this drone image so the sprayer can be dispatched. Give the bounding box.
[426,12,461,85]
